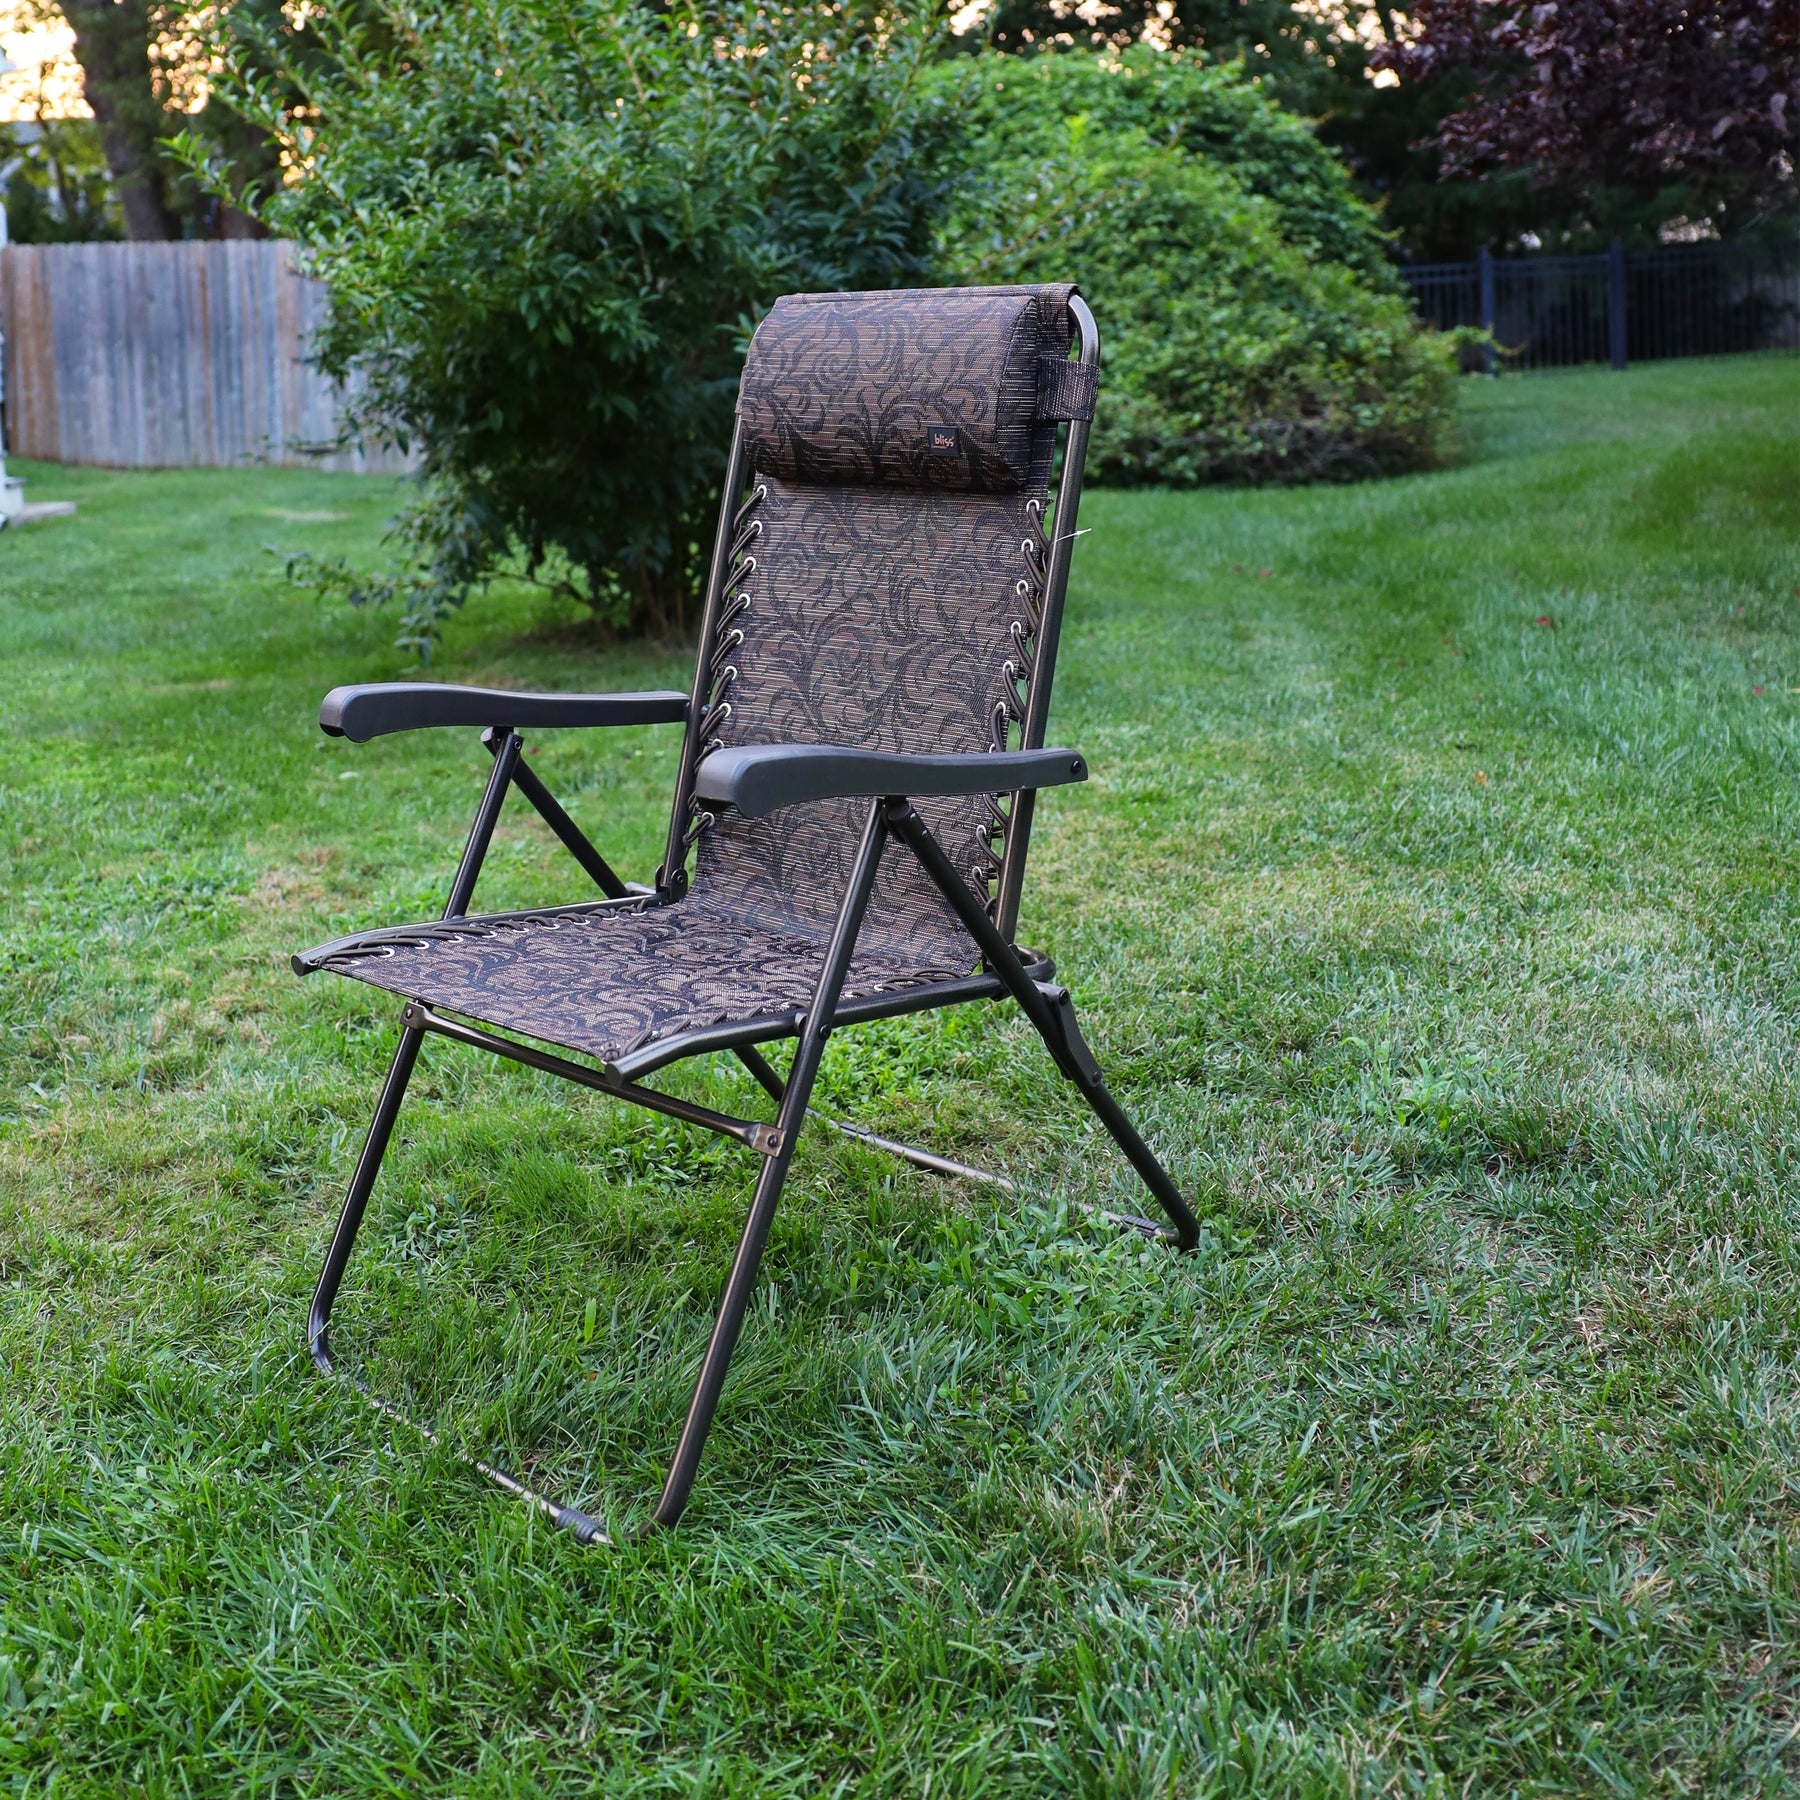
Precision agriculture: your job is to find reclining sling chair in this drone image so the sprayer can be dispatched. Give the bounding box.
[295,284,1200,1545]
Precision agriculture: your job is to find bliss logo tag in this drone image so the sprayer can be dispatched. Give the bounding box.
[926,425,960,456]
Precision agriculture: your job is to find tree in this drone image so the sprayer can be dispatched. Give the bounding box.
[958,0,1385,112]
[1316,63,1565,259]
[21,0,282,239]
[946,0,1560,257]
[199,0,949,644]
[55,0,179,237]
[1373,0,1800,238]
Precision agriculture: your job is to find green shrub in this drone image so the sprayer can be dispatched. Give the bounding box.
[936,47,1399,285]
[932,50,1458,486]
[202,22,1453,648]
[199,0,947,644]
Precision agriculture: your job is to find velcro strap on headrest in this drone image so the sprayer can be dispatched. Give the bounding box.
[1037,357,1099,422]
[738,284,1084,492]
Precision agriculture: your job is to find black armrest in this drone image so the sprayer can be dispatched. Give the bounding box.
[693,744,1087,818]
[319,683,690,743]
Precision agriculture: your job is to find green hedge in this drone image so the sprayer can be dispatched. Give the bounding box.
[199,0,948,644]
[932,51,1458,486]
[209,12,1456,648]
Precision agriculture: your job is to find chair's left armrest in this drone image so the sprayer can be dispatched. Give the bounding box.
[320,683,690,743]
[693,743,1087,818]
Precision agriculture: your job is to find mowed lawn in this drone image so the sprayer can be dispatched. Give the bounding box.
[3,357,1800,1795]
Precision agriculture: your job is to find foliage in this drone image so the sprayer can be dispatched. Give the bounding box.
[51,0,183,238]
[937,44,1398,283]
[195,0,948,645]
[1375,0,1800,239]
[945,0,1579,259]
[1317,66,1592,260]
[950,0,1763,259]
[0,119,120,243]
[956,0,1363,104]
[184,0,302,231]
[7,359,1800,1789]
[20,0,283,239]
[933,51,1458,485]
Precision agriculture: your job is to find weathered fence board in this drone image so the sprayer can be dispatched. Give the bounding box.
[0,240,408,472]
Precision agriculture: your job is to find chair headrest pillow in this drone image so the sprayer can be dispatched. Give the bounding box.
[737,284,1094,493]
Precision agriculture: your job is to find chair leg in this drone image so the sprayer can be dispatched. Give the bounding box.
[645,1083,805,1530]
[1030,987,1202,1248]
[647,800,890,1530]
[304,1002,833,1542]
[305,1010,812,1543]
[883,798,1202,1251]
[311,731,518,1372]
[308,1022,424,1374]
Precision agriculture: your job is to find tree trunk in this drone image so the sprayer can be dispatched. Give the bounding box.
[217,204,268,239]
[60,0,181,241]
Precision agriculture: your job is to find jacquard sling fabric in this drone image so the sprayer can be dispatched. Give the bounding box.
[738,285,1074,491]
[309,286,1084,1064]
[691,479,1034,976]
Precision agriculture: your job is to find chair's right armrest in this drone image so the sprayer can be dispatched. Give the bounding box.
[694,743,1087,817]
[320,684,690,743]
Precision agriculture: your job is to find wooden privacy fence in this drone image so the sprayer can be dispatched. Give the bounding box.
[0,239,409,472]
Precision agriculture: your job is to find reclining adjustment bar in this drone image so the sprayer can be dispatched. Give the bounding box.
[1033,981,1104,1087]
[881,796,1201,1251]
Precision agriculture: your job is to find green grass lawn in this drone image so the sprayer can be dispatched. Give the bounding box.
[4,355,1800,1795]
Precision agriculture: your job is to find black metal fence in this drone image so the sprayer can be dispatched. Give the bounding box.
[1402,240,1800,370]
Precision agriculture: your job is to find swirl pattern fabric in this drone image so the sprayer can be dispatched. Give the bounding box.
[307,285,1077,1069]
[301,899,964,1065]
[695,476,1038,969]
[739,285,1074,492]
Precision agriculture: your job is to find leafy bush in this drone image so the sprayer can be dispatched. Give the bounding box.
[931,51,1458,485]
[938,48,1400,284]
[200,0,946,644]
[203,22,1453,646]
[2,121,121,244]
